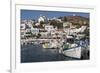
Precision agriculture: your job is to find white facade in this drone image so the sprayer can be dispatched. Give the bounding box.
[35,23,40,26]
[64,28,70,35]
[38,16,45,23]
[27,20,35,24]
[56,19,62,22]
[63,22,72,28]
[20,23,26,30]
[21,29,26,38]
[45,25,54,32]
[31,28,39,35]
[75,25,87,33]
[25,28,31,32]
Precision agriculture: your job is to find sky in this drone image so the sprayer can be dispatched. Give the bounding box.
[21,9,89,20]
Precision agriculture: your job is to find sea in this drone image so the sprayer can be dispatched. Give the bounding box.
[21,44,79,63]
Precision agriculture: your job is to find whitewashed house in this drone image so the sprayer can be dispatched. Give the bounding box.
[63,22,72,28]
[26,23,32,29]
[20,23,26,38]
[56,19,62,22]
[38,15,45,23]
[35,23,40,26]
[21,29,26,39]
[20,23,26,30]
[31,28,39,35]
[75,25,87,33]
[45,25,55,32]
[25,20,34,29]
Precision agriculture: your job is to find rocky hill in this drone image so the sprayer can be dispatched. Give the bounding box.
[59,16,89,25]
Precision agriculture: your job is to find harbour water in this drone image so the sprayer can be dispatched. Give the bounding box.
[21,44,79,63]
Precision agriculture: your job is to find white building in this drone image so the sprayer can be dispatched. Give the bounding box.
[27,20,35,24]
[56,19,62,22]
[64,28,70,35]
[38,15,45,23]
[21,23,33,38]
[21,20,27,24]
[35,23,40,26]
[21,29,26,38]
[69,25,87,35]
[63,22,72,28]
[26,23,33,29]
[31,28,39,35]
[20,23,26,30]
[26,20,34,29]
[77,25,87,33]
[45,25,54,32]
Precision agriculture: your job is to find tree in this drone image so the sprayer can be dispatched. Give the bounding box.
[50,20,57,28]
[50,20,63,29]
[40,21,45,24]
[57,22,63,29]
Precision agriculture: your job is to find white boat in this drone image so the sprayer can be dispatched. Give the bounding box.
[42,43,51,48]
[42,40,58,49]
[62,44,82,59]
[62,25,88,59]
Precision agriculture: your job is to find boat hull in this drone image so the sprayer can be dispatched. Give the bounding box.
[63,47,81,59]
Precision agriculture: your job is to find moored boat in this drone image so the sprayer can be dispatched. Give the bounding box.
[62,45,82,59]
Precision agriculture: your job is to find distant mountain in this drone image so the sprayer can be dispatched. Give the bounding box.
[59,16,89,25]
[67,16,89,24]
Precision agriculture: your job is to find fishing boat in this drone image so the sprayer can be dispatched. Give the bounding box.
[42,40,58,49]
[62,35,82,59]
[61,25,88,59]
[42,42,51,48]
[62,45,82,59]
[62,39,88,59]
